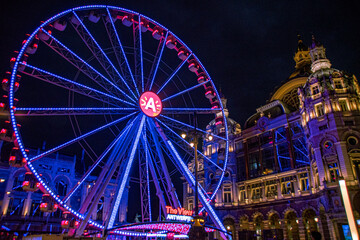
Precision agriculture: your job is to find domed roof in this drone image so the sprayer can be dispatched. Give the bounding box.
[269,36,311,111]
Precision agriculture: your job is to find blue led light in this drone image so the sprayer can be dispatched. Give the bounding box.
[108,115,146,229]
[166,140,227,234]
[41,29,136,103]
[138,14,145,93]
[162,80,210,102]
[143,130,152,221]
[156,54,192,94]
[8,5,229,235]
[160,114,226,141]
[156,118,222,172]
[30,112,136,162]
[72,11,138,99]
[149,31,168,91]
[63,117,137,202]
[105,7,139,98]
[22,63,135,107]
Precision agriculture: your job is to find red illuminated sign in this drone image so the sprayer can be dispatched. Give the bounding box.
[166,206,193,216]
[139,91,162,117]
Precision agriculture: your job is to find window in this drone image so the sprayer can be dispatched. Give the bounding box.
[13,174,25,192]
[334,80,343,89]
[251,184,262,200]
[262,148,275,175]
[312,85,320,95]
[30,200,44,217]
[187,184,193,194]
[339,99,349,111]
[55,180,68,196]
[249,152,261,178]
[239,186,246,202]
[299,173,309,191]
[235,141,243,152]
[236,156,247,181]
[7,198,24,216]
[188,199,193,211]
[281,177,294,195]
[315,104,325,117]
[223,186,232,203]
[266,180,277,198]
[206,145,212,156]
[328,163,340,182]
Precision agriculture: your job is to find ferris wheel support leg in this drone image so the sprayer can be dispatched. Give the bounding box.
[74,117,141,236]
[141,131,169,218]
[148,119,181,209]
[106,115,146,230]
[153,121,229,240]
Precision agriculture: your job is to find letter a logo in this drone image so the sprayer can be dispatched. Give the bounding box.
[145,97,156,112]
[139,91,163,117]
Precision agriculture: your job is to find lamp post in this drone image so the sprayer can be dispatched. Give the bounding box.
[182,114,207,240]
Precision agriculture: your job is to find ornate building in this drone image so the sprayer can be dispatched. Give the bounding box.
[184,37,360,240]
[0,145,123,237]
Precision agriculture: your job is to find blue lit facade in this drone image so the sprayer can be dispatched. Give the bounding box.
[0,146,123,235]
[184,37,360,240]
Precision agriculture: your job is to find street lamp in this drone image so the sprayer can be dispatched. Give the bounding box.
[182,114,207,240]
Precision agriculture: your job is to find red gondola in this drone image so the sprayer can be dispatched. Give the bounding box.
[9,147,28,168]
[22,172,40,192]
[40,194,58,213]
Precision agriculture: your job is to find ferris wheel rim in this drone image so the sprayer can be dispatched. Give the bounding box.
[8,5,230,233]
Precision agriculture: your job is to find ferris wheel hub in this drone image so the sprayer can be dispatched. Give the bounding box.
[139,91,162,117]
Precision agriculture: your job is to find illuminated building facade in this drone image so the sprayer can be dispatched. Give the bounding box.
[184,37,360,240]
[0,146,124,236]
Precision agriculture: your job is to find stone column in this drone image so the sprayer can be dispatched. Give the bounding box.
[1,170,15,216]
[313,147,326,188]
[277,179,282,199]
[281,219,288,240]
[336,141,355,181]
[22,192,32,216]
[298,218,306,240]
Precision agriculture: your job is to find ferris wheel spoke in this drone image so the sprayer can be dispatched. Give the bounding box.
[148,31,168,91]
[150,120,210,200]
[14,107,136,116]
[147,118,181,209]
[29,112,137,162]
[20,63,135,107]
[153,123,227,234]
[40,30,136,103]
[142,136,168,216]
[162,80,210,102]
[104,8,138,97]
[156,54,192,94]
[63,116,137,203]
[162,107,221,114]
[160,114,226,141]
[140,129,152,221]
[107,114,146,229]
[133,15,145,93]
[156,118,222,171]
[71,11,138,99]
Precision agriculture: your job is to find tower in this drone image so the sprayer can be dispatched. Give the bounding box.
[299,36,360,189]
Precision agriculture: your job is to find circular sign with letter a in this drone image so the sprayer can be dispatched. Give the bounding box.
[139,91,163,117]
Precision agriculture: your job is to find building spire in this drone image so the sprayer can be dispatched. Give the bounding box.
[309,35,331,72]
[293,34,311,70]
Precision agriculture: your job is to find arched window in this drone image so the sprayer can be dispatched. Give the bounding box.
[12,173,25,192]
[285,211,300,240]
[55,179,67,196]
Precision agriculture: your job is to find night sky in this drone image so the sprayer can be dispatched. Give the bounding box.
[1,0,360,126]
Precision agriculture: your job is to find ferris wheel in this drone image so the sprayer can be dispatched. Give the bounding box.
[5,5,230,238]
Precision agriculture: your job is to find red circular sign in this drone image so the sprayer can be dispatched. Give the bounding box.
[139,91,163,117]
